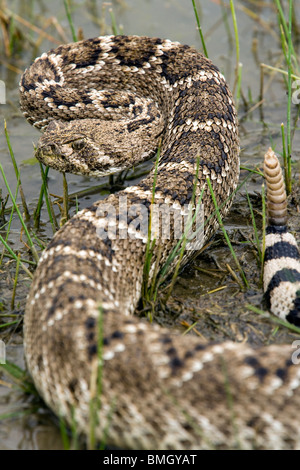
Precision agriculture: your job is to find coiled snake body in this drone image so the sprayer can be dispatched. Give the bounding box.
[20,36,300,449]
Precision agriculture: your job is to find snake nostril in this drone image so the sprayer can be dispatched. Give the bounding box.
[37,143,59,158]
[39,144,54,154]
[42,144,56,153]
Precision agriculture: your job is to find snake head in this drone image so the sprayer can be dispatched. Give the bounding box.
[36,119,125,176]
[36,110,164,177]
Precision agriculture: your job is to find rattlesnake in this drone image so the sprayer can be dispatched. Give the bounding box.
[20,36,300,450]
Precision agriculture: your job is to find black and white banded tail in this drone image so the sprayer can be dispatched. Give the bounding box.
[263,148,300,325]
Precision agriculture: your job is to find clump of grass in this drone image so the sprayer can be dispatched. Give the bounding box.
[142,160,262,314]
[260,0,299,194]
[0,122,40,268]
[0,235,33,278]
[275,0,294,194]
[260,183,267,280]
[4,122,30,222]
[0,357,42,429]
[192,0,242,103]
[1,3,61,58]
[34,163,58,231]
[0,6,24,57]
[142,155,206,316]
[245,190,262,265]
[240,181,267,289]
[162,158,202,303]
[0,123,31,269]
[206,177,248,289]
[0,360,36,395]
[142,146,161,309]
[0,162,38,262]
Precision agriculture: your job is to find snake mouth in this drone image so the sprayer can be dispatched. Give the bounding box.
[36,143,67,164]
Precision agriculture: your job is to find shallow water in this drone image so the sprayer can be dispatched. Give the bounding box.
[0,0,299,449]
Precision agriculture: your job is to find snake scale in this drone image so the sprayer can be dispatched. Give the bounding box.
[19,36,300,450]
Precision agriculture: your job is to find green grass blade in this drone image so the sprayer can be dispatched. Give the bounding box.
[63,0,78,42]
[260,183,266,285]
[191,0,208,57]
[11,252,21,310]
[109,8,119,36]
[247,304,300,335]
[163,158,202,302]
[34,163,58,232]
[142,146,161,304]
[0,320,19,329]
[245,190,262,263]
[229,0,242,102]
[286,0,292,194]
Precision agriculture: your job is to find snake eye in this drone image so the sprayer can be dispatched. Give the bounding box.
[71,139,85,151]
